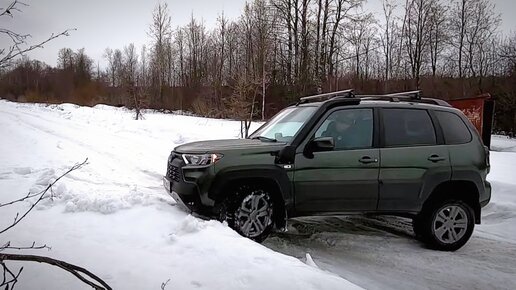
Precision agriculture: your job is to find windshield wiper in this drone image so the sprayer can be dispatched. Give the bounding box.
[251,136,277,142]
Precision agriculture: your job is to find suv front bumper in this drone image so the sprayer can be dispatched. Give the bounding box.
[163,153,216,216]
[163,175,198,211]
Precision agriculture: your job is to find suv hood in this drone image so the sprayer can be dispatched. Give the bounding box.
[174,139,285,154]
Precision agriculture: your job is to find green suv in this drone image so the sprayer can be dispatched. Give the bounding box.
[163,90,491,251]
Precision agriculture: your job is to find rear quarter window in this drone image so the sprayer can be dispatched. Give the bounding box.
[435,111,472,144]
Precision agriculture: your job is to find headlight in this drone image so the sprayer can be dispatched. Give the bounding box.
[182,153,223,166]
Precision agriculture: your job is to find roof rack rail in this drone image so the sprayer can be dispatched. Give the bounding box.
[299,89,354,104]
[385,90,422,99]
[357,90,451,107]
[358,90,421,100]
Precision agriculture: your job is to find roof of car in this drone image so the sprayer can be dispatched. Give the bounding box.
[295,90,454,111]
[297,98,457,111]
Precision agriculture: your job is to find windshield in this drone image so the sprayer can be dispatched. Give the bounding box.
[250,106,317,142]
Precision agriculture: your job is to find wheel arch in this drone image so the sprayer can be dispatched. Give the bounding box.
[422,180,481,224]
[209,166,292,228]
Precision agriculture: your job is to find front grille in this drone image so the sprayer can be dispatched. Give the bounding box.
[166,153,183,182]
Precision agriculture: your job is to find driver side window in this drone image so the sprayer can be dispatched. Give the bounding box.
[314,108,373,150]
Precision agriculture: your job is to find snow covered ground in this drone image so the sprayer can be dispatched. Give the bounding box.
[0,100,515,290]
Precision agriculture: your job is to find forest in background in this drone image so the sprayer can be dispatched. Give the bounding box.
[0,0,515,133]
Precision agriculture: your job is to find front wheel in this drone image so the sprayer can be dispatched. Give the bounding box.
[219,186,274,242]
[415,199,475,251]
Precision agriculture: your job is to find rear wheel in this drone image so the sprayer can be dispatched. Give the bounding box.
[219,185,274,242]
[415,199,474,251]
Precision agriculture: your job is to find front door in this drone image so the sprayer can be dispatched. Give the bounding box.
[294,108,380,214]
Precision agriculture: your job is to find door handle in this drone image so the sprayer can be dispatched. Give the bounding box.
[359,156,378,164]
[428,154,446,162]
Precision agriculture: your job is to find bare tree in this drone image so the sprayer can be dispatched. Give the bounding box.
[215,12,228,101]
[500,33,516,73]
[428,0,448,77]
[449,0,499,93]
[123,43,138,85]
[380,0,398,81]
[113,49,123,88]
[139,44,148,88]
[74,48,94,84]
[328,0,364,78]
[184,15,208,88]
[463,0,500,90]
[345,12,376,80]
[148,2,172,106]
[403,0,433,88]
[451,0,468,79]
[251,0,275,119]
[227,75,261,138]
[103,48,116,87]
[57,48,74,70]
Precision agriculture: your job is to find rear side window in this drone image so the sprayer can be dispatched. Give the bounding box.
[383,109,436,147]
[435,111,472,144]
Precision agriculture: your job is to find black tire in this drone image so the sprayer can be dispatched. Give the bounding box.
[218,185,274,243]
[412,215,424,241]
[416,199,475,251]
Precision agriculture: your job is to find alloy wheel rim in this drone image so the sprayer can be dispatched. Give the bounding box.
[236,192,272,238]
[432,205,469,244]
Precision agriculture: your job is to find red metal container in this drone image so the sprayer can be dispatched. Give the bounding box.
[448,94,495,148]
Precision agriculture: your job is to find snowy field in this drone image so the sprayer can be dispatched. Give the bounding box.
[0,100,515,290]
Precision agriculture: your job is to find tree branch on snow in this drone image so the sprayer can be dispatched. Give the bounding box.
[0,158,111,290]
[0,254,112,290]
[161,278,171,290]
[0,241,50,252]
[0,158,88,235]
[0,260,23,289]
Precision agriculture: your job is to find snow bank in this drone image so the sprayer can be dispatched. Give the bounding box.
[491,135,516,152]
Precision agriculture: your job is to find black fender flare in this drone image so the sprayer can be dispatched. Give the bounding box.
[208,165,293,210]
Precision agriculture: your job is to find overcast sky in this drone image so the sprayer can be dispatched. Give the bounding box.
[1,0,515,68]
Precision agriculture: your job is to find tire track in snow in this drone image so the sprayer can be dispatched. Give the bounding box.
[266,215,516,290]
[0,107,164,186]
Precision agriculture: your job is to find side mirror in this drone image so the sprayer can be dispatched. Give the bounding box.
[277,145,295,164]
[311,137,335,152]
[303,137,335,159]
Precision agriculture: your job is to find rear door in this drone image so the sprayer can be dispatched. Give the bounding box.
[378,108,451,212]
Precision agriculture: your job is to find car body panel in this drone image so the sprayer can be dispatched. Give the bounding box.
[378,145,451,212]
[294,148,380,213]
